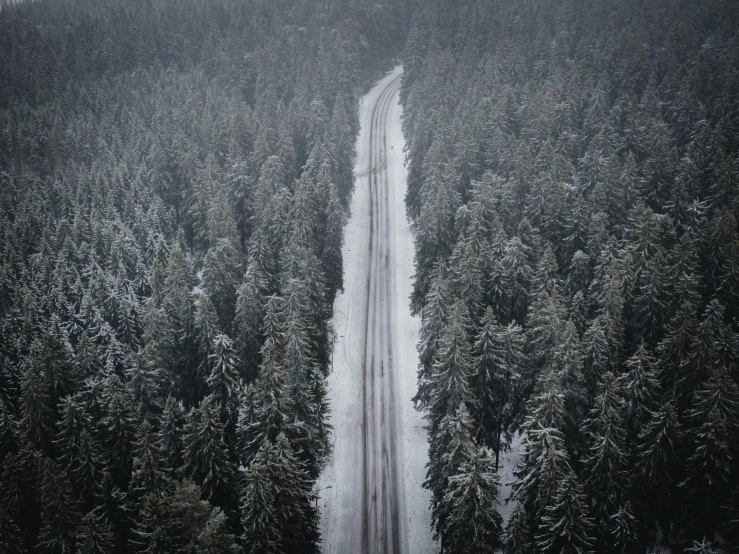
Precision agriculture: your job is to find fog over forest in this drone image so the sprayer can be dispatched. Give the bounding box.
[1,1,738,553]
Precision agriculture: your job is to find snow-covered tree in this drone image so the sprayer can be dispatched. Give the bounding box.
[440,449,503,553]
[535,468,595,554]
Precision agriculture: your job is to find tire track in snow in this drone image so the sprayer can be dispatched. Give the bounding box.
[362,73,404,554]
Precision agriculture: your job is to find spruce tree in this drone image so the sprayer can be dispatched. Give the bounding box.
[427,301,475,433]
[241,441,282,554]
[241,341,293,461]
[583,403,628,547]
[20,362,55,455]
[36,457,82,554]
[415,265,450,408]
[609,504,638,554]
[681,365,739,536]
[159,395,185,479]
[233,264,267,382]
[621,340,659,439]
[320,183,344,306]
[270,433,319,554]
[0,506,24,554]
[441,449,503,553]
[535,468,595,554]
[424,404,476,541]
[504,502,532,554]
[207,333,240,420]
[100,375,137,488]
[635,402,682,540]
[183,396,236,509]
[93,472,131,554]
[129,422,169,510]
[77,512,115,554]
[472,307,521,462]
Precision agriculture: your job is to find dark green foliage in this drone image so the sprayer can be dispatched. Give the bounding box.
[135,480,234,554]
[535,469,595,554]
[0,0,409,546]
[440,449,503,553]
[402,1,739,549]
[77,513,115,554]
[182,396,235,509]
[0,505,24,554]
[241,436,318,554]
[36,457,82,554]
[504,502,532,554]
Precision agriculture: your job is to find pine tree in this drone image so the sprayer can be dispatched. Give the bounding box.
[233,263,267,382]
[0,506,24,554]
[681,365,739,536]
[183,396,235,509]
[441,449,503,553]
[415,265,450,408]
[472,307,522,463]
[241,341,293,461]
[159,395,185,480]
[621,340,659,439]
[77,512,115,554]
[129,422,169,511]
[427,301,475,433]
[424,404,476,542]
[240,441,282,554]
[504,502,532,554]
[535,468,595,554]
[207,334,240,419]
[37,457,82,554]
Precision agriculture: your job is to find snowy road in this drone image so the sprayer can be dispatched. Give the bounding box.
[318,67,436,554]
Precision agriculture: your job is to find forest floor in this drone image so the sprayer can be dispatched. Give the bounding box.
[316,66,436,554]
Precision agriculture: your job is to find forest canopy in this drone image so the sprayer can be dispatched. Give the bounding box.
[0,0,408,552]
[401,0,739,552]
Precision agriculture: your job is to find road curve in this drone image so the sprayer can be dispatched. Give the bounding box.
[318,67,424,554]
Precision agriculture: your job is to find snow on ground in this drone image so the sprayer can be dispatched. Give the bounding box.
[317,66,436,553]
[386,69,437,554]
[498,432,523,526]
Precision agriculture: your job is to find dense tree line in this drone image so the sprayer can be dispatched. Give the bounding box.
[401,0,739,552]
[0,0,409,552]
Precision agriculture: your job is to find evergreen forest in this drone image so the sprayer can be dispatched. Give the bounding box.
[402,0,739,552]
[2,0,739,553]
[0,0,408,552]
